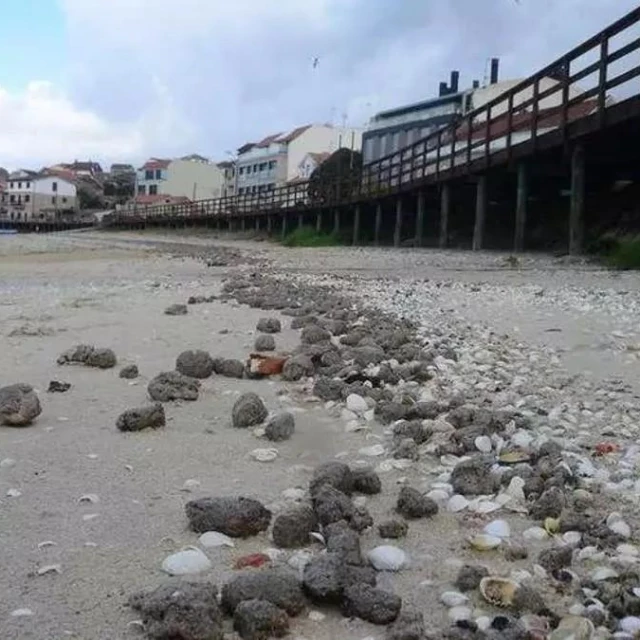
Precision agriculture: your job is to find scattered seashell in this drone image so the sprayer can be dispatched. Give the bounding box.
[562,531,582,545]
[0,458,16,468]
[310,532,326,545]
[11,608,34,617]
[475,616,492,632]
[252,427,266,438]
[367,546,408,572]
[282,488,306,501]
[591,566,619,581]
[78,494,99,504]
[499,450,531,464]
[448,606,472,622]
[620,616,640,634]
[426,489,450,504]
[479,576,519,608]
[618,544,639,557]
[475,435,492,453]
[249,448,278,462]
[162,547,211,576]
[469,534,502,551]
[607,512,631,539]
[82,513,99,521]
[198,532,235,549]
[544,517,560,535]
[484,519,510,539]
[37,564,61,576]
[447,494,469,512]
[181,479,201,492]
[523,527,548,541]
[359,444,385,457]
[346,394,368,415]
[440,591,469,607]
[472,500,501,514]
[86,454,99,460]
[308,610,326,622]
[549,615,594,640]
[6,488,21,497]
[37,541,56,549]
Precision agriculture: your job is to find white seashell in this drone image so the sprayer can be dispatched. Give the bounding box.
[472,500,501,514]
[162,547,211,575]
[353,496,368,509]
[591,566,619,581]
[37,541,56,549]
[448,606,472,622]
[568,603,586,616]
[506,476,526,501]
[562,531,582,545]
[346,394,368,415]
[125,465,134,472]
[620,616,640,634]
[390,458,414,470]
[86,454,99,460]
[364,409,375,422]
[469,534,502,551]
[577,545,600,562]
[82,513,99,521]
[310,532,326,545]
[484,519,510,539]
[475,436,492,453]
[0,458,16,468]
[11,608,34,617]
[440,591,469,607]
[37,564,61,576]
[6,488,21,497]
[78,493,99,504]
[475,616,492,631]
[181,479,201,492]
[618,544,639,557]
[359,444,385,457]
[198,532,235,548]
[282,488,306,501]
[607,513,631,539]
[426,489,450,504]
[549,615,594,639]
[447,495,469,512]
[250,448,278,462]
[510,569,532,582]
[523,527,548,541]
[288,550,313,574]
[252,427,266,438]
[308,611,326,622]
[367,546,408,572]
[533,565,547,579]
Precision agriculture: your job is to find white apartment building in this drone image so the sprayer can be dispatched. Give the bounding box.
[2,170,77,220]
[135,155,224,203]
[234,124,362,195]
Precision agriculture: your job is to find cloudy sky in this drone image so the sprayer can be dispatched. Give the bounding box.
[1,0,638,170]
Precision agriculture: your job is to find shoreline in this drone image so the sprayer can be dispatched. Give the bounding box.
[2,231,640,639]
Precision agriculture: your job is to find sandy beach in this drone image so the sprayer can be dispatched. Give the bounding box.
[2,231,640,640]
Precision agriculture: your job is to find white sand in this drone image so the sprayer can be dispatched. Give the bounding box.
[2,231,639,639]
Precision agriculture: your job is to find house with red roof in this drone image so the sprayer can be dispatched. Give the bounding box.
[233,124,362,196]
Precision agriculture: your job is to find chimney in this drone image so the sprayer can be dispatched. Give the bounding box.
[439,81,448,97]
[450,71,460,93]
[490,58,500,85]
[472,80,480,89]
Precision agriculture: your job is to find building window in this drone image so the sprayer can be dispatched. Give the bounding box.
[239,167,245,175]
[52,181,58,192]
[268,160,276,170]
[259,163,266,171]
[10,195,15,203]
[52,196,57,205]
[138,185,146,195]
[238,187,243,195]
[251,185,257,193]
[268,184,275,191]
[258,185,265,192]
[26,182,30,189]
[149,185,158,195]
[17,195,21,204]
[253,164,258,173]
[10,182,13,189]
[246,166,251,174]
[155,169,162,179]
[145,170,154,180]
[61,197,67,203]
[25,195,30,203]
[18,182,22,189]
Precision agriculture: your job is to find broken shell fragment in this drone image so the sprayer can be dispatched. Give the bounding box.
[469,534,502,551]
[479,576,519,608]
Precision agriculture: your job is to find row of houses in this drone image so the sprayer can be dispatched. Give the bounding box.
[3,57,583,220]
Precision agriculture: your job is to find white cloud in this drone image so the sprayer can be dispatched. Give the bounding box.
[0,79,194,170]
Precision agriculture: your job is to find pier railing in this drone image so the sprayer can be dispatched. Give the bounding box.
[104,6,640,227]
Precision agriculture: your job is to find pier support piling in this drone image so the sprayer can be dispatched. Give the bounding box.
[439,183,450,249]
[472,176,486,251]
[374,202,382,246]
[415,191,425,247]
[352,205,361,246]
[393,198,403,248]
[514,163,528,253]
[569,143,585,255]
